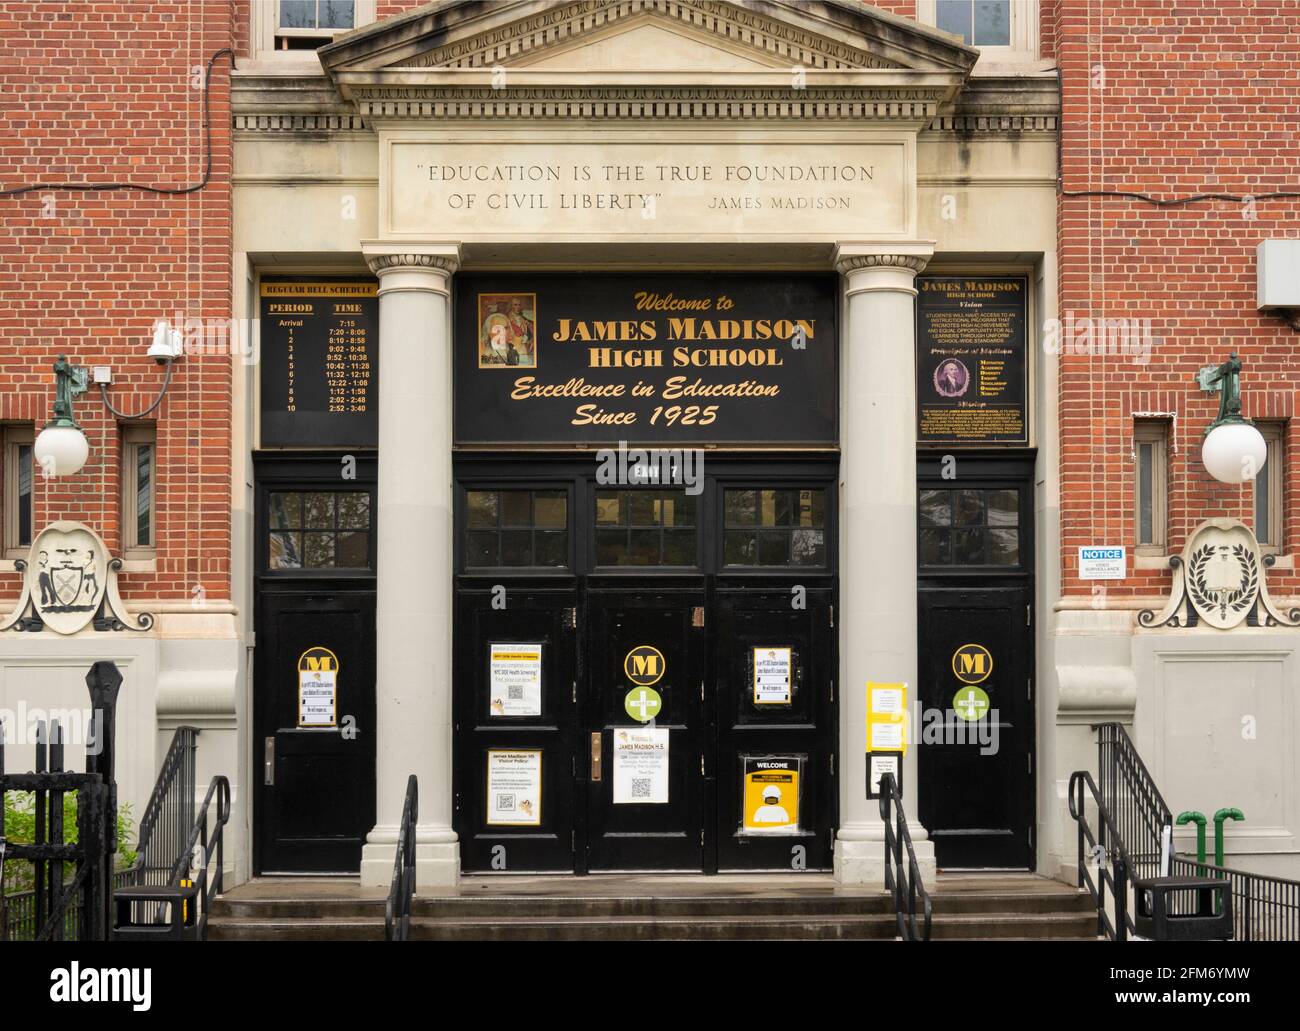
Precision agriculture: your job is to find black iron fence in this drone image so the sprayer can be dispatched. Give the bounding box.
[879,771,932,941]
[0,722,111,942]
[385,774,418,942]
[1171,856,1300,942]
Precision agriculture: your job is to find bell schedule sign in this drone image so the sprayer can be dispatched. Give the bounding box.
[454,274,837,446]
[260,278,379,447]
[916,275,1029,445]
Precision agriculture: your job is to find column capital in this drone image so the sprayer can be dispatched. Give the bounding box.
[833,240,935,276]
[362,241,461,282]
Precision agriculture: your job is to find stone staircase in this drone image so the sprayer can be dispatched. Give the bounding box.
[207,873,1097,941]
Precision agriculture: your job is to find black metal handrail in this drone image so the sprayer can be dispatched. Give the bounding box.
[879,772,932,941]
[1068,722,1172,940]
[385,774,418,942]
[181,775,231,938]
[1096,723,1170,883]
[123,727,199,889]
[1069,766,1142,940]
[1171,855,1300,942]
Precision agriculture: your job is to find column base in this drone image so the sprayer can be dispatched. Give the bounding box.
[360,833,460,889]
[833,833,936,887]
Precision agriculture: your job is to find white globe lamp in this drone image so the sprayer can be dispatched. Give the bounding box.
[34,424,90,478]
[1202,420,1267,484]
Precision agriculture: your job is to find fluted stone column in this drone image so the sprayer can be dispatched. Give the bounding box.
[359,242,460,887]
[833,241,935,886]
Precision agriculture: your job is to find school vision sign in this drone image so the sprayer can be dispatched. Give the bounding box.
[454,274,837,446]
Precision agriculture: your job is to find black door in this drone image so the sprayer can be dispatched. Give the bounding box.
[715,585,836,871]
[585,585,706,872]
[255,590,377,872]
[453,585,579,872]
[916,461,1035,869]
[253,454,378,875]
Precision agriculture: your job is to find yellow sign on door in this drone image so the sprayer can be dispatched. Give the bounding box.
[742,757,800,834]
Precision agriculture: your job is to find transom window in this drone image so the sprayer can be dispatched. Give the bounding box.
[919,488,1020,567]
[724,488,826,567]
[466,490,568,568]
[269,491,371,569]
[595,490,696,567]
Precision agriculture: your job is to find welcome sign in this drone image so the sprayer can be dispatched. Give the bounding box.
[454,274,837,446]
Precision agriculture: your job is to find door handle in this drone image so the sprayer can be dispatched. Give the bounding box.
[264,736,275,786]
[590,732,602,782]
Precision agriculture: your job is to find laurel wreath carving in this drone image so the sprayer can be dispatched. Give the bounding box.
[1186,543,1258,623]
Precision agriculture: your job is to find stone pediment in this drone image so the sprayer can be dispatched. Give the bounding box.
[318,0,977,78]
[313,0,977,126]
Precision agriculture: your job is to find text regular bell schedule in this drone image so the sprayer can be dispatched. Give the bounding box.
[259,279,379,447]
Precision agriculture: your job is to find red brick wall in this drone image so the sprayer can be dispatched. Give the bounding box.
[0,2,234,603]
[1056,1,1300,597]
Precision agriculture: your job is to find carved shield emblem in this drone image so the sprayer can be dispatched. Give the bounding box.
[27,523,108,634]
[1183,522,1261,630]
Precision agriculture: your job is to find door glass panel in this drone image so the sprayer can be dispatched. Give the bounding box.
[464,489,570,568]
[268,490,371,569]
[593,490,697,567]
[723,488,827,567]
[919,487,1021,568]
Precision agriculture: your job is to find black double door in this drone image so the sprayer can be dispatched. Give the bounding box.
[454,578,836,874]
[916,456,1035,869]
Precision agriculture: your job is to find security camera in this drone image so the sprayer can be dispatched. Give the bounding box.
[146,321,183,364]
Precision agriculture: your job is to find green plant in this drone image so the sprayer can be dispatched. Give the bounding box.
[2,792,136,895]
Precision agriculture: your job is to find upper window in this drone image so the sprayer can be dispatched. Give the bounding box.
[1254,422,1285,554]
[252,1,375,60]
[1133,421,1169,556]
[466,489,568,569]
[723,488,827,567]
[121,425,156,557]
[919,487,1021,567]
[594,490,695,567]
[920,0,1039,60]
[269,491,372,570]
[3,425,34,559]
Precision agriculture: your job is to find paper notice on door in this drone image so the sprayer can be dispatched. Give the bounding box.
[870,719,905,751]
[612,726,669,805]
[297,646,339,727]
[869,684,904,716]
[753,646,793,705]
[489,643,543,717]
[486,749,543,826]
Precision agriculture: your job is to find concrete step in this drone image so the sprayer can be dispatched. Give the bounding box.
[210,886,1090,922]
[210,913,901,941]
[930,911,1099,940]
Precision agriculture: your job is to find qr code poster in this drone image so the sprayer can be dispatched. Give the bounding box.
[488,643,543,717]
[612,727,669,805]
[485,749,543,826]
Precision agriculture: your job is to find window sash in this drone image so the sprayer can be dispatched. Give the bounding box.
[1133,422,1168,553]
[122,427,157,555]
[918,0,1039,58]
[1254,423,1284,552]
[3,426,35,557]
